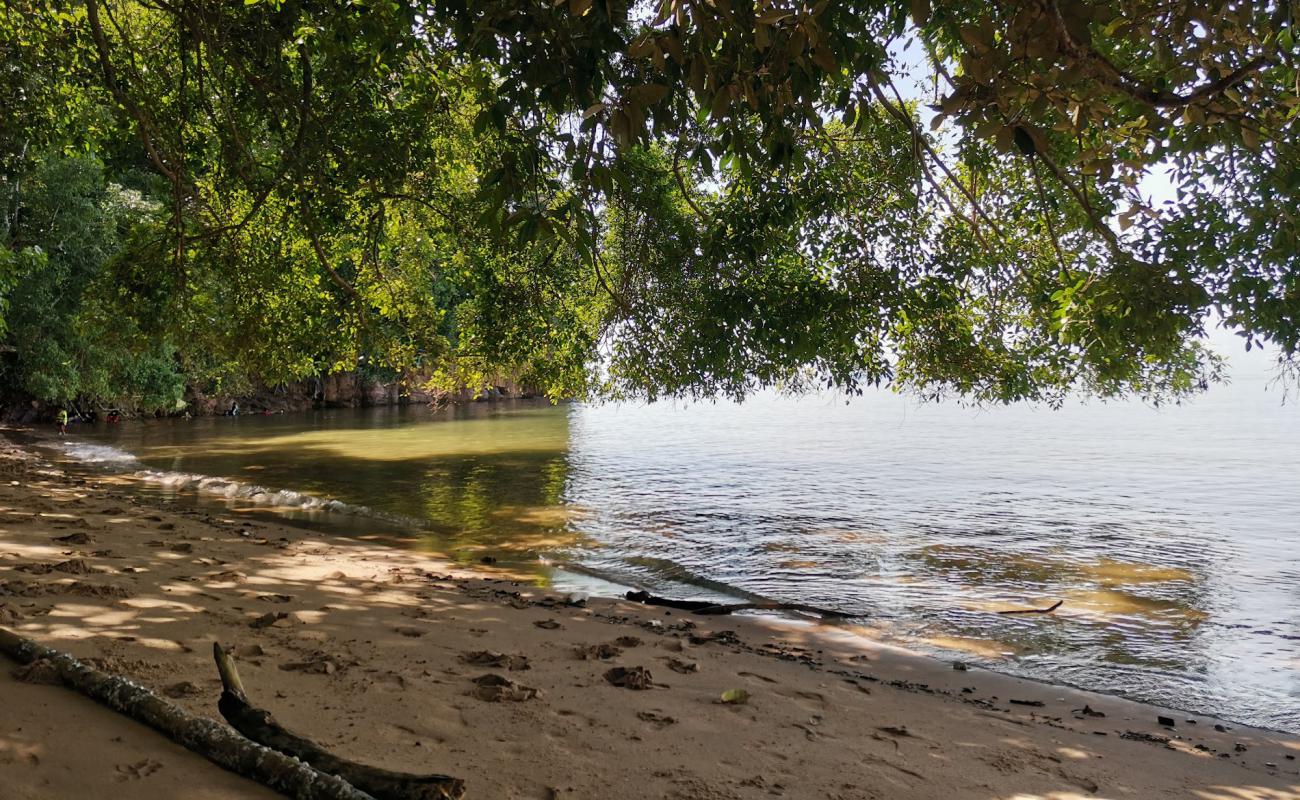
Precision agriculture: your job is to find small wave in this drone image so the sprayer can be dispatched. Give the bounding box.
[57,442,425,529]
[133,470,364,513]
[57,441,141,464]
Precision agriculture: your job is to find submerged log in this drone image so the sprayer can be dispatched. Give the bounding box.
[0,626,373,800]
[214,644,466,800]
[996,600,1063,615]
[624,590,851,618]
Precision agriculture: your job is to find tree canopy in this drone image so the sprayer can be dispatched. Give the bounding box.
[1,0,1296,409]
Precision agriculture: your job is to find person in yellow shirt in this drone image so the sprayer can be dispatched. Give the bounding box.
[57,408,68,436]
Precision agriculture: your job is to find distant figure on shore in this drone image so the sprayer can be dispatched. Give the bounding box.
[56,408,68,436]
[227,400,240,417]
[106,410,121,424]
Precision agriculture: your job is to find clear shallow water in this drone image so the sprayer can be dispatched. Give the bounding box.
[63,377,1300,731]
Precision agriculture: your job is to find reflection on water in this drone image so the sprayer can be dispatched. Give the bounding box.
[81,402,587,568]
[72,383,1300,732]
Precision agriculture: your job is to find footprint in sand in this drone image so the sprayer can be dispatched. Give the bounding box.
[776,688,828,713]
[113,759,163,781]
[737,670,777,684]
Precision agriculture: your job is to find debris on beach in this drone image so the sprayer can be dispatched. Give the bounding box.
[461,650,531,670]
[605,666,655,690]
[574,643,622,660]
[717,688,750,705]
[665,657,698,674]
[471,673,538,702]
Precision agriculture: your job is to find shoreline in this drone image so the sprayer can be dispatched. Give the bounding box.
[30,419,1297,736]
[1,435,1298,799]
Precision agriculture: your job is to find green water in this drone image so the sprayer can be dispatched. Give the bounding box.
[73,401,582,569]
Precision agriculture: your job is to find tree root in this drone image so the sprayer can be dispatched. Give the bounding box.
[214,644,466,800]
[0,626,372,800]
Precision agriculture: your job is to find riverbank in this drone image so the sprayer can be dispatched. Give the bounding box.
[2,370,538,424]
[1,437,1297,800]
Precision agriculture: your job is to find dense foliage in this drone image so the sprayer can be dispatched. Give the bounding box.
[1,0,1296,409]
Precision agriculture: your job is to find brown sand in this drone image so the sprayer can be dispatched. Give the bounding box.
[0,437,1297,800]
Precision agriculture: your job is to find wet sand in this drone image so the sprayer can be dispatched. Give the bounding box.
[1,436,1298,800]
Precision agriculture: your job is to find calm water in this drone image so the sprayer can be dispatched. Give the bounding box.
[64,374,1300,731]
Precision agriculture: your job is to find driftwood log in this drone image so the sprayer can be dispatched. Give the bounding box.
[214,644,465,800]
[624,590,851,618]
[0,626,374,800]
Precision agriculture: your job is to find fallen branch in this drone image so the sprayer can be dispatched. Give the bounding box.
[0,626,372,800]
[624,590,851,619]
[996,600,1063,615]
[214,644,465,800]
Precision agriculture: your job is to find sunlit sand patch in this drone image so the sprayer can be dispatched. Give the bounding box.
[869,572,921,584]
[40,622,135,641]
[121,597,205,613]
[1169,739,1217,758]
[1079,557,1195,585]
[806,527,879,543]
[0,541,68,559]
[839,621,898,639]
[0,738,43,765]
[46,604,137,627]
[915,544,1066,584]
[139,637,190,652]
[492,504,587,526]
[759,541,803,553]
[777,560,823,570]
[454,532,580,552]
[158,583,210,597]
[920,634,1021,659]
[1064,588,1208,621]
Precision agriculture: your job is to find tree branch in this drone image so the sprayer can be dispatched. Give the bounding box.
[1042,0,1269,109]
[85,0,180,185]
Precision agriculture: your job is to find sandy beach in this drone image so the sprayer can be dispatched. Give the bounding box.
[1,434,1297,800]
